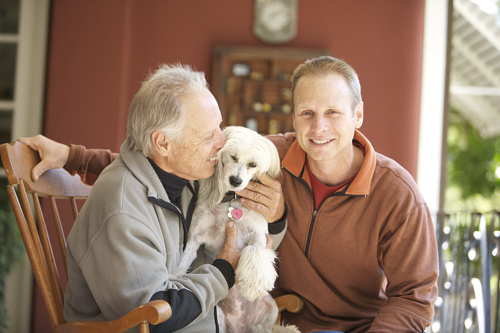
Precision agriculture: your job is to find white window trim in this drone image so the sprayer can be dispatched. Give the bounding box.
[418,0,451,221]
[4,0,50,332]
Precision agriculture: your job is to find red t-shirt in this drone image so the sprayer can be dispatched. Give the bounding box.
[306,162,355,210]
[306,142,364,209]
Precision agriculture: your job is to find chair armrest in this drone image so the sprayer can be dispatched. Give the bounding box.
[275,294,304,324]
[55,300,172,333]
[275,294,304,314]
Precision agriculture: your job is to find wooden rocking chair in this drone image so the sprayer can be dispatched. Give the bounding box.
[0,141,172,332]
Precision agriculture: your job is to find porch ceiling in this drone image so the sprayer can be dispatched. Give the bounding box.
[450,0,500,137]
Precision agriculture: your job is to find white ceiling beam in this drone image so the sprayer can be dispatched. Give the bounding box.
[452,35,500,87]
[455,0,500,54]
[451,95,500,137]
[450,86,500,96]
[449,74,500,137]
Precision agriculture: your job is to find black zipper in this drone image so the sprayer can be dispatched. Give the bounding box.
[148,196,189,248]
[282,165,364,258]
[304,209,317,257]
[148,181,200,250]
[282,166,317,258]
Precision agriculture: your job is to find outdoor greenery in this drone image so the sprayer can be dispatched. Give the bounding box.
[0,178,23,332]
[445,108,500,212]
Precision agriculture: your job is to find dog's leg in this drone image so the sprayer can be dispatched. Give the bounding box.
[236,232,278,301]
[218,285,249,333]
[251,294,302,333]
[244,293,303,333]
[246,293,278,333]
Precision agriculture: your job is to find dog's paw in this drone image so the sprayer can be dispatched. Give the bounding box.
[236,246,277,301]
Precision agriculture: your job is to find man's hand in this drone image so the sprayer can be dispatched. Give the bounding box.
[236,173,285,223]
[217,221,241,270]
[17,135,71,182]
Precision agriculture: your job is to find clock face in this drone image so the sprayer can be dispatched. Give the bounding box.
[253,0,298,44]
[260,2,289,31]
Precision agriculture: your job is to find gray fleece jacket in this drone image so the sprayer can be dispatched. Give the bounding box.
[63,142,231,332]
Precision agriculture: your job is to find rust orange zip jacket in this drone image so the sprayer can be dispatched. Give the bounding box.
[268,130,438,333]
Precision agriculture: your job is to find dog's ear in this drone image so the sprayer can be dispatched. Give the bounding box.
[262,137,281,179]
[222,126,236,138]
[199,148,227,207]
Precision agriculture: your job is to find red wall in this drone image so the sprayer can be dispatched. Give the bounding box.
[35,1,425,331]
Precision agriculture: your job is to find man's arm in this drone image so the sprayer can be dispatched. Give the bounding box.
[65,144,116,185]
[370,204,439,332]
[18,135,117,185]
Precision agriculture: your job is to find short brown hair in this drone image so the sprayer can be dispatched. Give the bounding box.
[291,56,362,112]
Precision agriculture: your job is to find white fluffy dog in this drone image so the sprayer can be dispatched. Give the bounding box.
[175,126,299,333]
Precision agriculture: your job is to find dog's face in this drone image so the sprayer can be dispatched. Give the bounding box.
[217,126,281,192]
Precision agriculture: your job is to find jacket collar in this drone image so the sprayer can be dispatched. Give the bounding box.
[119,141,172,203]
[281,130,376,196]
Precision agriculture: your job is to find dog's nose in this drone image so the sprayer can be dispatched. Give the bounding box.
[229,176,242,187]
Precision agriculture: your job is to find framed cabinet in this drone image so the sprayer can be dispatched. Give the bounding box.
[211,46,329,135]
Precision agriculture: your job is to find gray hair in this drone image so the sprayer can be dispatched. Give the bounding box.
[291,56,362,112]
[126,63,208,156]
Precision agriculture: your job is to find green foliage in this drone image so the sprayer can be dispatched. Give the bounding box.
[445,109,500,212]
[0,178,24,331]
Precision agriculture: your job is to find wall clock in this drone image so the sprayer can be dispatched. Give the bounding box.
[253,0,298,44]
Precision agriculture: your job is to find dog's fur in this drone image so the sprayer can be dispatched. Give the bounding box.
[174,126,300,333]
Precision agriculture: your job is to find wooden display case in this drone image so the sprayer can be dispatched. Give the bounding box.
[211,46,329,135]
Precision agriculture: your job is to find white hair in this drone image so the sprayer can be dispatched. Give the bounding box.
[126,63,208,156]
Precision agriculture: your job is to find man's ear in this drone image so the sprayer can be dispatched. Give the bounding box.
[354,101,364,129]
[151,130,170,157]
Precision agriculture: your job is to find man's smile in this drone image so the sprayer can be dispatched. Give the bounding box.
[311,139,333,144]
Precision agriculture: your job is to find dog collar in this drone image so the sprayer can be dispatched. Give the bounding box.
[222,191,240,203]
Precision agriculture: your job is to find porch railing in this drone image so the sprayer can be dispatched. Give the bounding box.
[433,211,500,333]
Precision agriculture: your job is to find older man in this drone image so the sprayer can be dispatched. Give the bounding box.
[20,64,286,332]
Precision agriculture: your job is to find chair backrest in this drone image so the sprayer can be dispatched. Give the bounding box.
[0,141,92,331]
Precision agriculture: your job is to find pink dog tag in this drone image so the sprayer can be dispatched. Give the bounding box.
[228,207,243,221]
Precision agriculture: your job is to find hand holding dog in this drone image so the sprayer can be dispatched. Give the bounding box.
[237,173,285,223]
[216,221,241,270]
